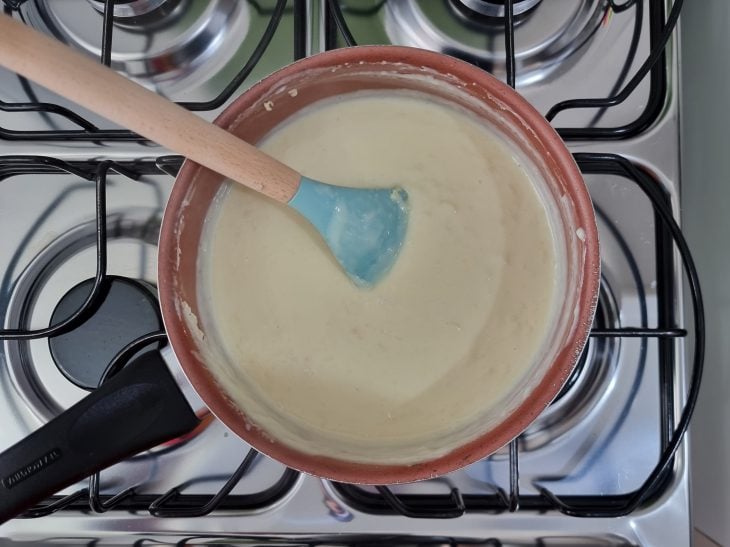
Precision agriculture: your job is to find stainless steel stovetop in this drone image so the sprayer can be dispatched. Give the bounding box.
[0,1,701,545]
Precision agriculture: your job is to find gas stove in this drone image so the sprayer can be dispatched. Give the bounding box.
[0,1,703,545]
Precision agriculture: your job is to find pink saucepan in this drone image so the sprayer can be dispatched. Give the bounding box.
[0,44,599,523]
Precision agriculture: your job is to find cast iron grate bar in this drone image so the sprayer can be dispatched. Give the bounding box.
[502,0,519,511]
[611,0,641,12]
[25,467,301,518]
[503,0,516,89]
[0,0,696,519]
[591,327,686,337]
[148,447,260,517]
[374,485,465,519]
[556,0,669,139]
[100,0,114,67]
[508,436,519,512]
[0,160,137,340]
[588,0,644,128]
[293,0,307,60]
[327,0,356,47]
[547,0,682,125]
[0,98,100,132]
[88,331,168,513]
[15,488,89,519]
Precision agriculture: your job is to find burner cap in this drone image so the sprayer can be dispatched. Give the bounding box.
[49,276,162,390]
[453,0,542,18]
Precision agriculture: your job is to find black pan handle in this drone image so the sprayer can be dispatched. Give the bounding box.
[0,351,200,524]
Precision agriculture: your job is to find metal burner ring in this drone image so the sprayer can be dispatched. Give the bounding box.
[87,0,171,19]
[457,0,543,18]
[3,209,161,421]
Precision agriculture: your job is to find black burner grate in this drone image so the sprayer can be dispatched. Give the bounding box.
[0,149,703,519]
[0,0,700,523]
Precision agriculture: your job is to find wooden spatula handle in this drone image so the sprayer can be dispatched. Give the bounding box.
[0,14,301,203]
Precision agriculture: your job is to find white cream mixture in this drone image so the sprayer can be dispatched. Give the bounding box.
[199,92,558,464]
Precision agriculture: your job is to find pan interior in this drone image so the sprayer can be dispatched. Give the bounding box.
[194,89,562,465]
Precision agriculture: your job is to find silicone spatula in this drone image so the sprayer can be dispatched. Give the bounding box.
[0,14,409,288]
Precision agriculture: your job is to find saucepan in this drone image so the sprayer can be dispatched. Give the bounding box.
[0,46,599,523]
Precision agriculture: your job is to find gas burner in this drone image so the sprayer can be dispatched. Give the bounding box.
[3,205,213,449]
[452,0,542,19]
[385,0,607,86]
[20,0,250,95]
[3,209,160,421]
[48,276,162,390]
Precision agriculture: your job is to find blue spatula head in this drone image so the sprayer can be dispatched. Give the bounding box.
[288,177,409,288]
